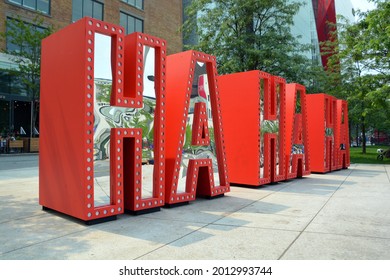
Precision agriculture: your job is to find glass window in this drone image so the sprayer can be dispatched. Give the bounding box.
[121,0,144,10]
[84,0,93,18]
[135,18,143,32]
[8,0,50,15]
[6,17,47,54]
[0,71,27,96]
[37,0,50,14]
[23,0,35,9]
[120,11,143,34]
[72,0,103,22]
[72,0,83,21]
[93,1,103,20]
[9,0,22,4]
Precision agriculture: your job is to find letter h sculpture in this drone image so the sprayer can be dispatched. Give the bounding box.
[40,18,167,223]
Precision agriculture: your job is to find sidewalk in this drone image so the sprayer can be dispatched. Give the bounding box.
[0,155,389,260]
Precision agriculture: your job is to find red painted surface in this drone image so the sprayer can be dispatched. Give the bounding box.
[122,32,167,212]
[335,100,350,169]
[164,50,229,205]
[306,93,340,173]
[270,75,287,183]
[285,83,311,179]
[40,18,167,221]
[218,71,266,186]
[219,70,286,186]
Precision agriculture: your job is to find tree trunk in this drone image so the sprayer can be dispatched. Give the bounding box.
[361,116,366,154]
[32,101,38,136]
[355,123,359,147]
[349,120,352,147]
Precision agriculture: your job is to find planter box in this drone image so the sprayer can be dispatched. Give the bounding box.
[8,140,24,153]
[30,138,39,152]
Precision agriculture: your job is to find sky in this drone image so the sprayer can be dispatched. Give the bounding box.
[350,0,377,12]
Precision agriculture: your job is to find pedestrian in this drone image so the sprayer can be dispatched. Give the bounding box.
[0,135,6,153]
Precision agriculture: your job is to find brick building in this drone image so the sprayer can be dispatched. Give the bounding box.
[0,0,183,138]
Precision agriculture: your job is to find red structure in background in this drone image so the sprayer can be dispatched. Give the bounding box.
[312,0,337,68]
[164,50,230,206]
[306,93,339,173]
[218,70,286,186]
[285,84,311,179]
[40,18,167,223]
[335,100,350,169]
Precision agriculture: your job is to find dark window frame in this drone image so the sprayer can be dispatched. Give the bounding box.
[121,0,144,10]
[5,17,48,54]
[72,0,104,22]
[7,0,51,15]
[120,11,144,35]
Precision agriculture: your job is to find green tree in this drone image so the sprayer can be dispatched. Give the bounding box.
[321,0,390,153]
[183,0,316,83]
[0,16,54,137]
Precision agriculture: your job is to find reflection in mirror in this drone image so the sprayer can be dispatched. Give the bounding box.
[93,33,113,207]
[295,91,302,114]
[176,61,220,193]
[275,84,280,175]
[290,91,305,173]
[139,46,156,199]
[259,79,265,178]
[260,81,280,177]
[93,39,157,205]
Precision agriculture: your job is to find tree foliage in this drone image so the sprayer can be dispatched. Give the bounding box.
[0,15,54,136]
[183,0,316,84]
[1,16,53,101]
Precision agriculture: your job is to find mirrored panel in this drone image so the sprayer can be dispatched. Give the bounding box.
[93,33,113,207]
[289,91,304,173]
[274,83,281,175]
[139,46,156,198]
[176,61,220,193]
[259,79,265,178]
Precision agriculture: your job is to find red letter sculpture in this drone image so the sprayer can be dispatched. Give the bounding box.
[335,99,350,169]
[164,50,230,206]
[306,93,338,173]
[219,70,286,186]
[40,18,166,223]
[285,83,311,179]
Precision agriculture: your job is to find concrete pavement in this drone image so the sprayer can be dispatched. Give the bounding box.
[0,154,389,260]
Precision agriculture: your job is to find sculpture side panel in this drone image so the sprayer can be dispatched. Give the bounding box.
[218,71,263,186]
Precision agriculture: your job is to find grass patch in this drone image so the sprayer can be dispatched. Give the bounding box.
[350,145,390,164]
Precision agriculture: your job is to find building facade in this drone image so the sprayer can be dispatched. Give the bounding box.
[0,0,183,137]
[290,0,322,66]
[290,0,354,68]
